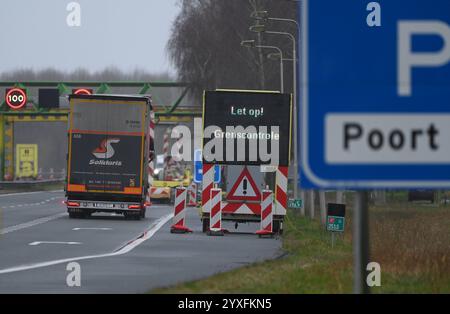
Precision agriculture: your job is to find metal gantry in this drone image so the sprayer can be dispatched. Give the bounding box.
[0,81,200,179]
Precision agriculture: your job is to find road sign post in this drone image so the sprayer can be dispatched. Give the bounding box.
[353,192,369,294]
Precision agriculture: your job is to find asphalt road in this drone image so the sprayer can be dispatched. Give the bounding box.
[0,190,282,293]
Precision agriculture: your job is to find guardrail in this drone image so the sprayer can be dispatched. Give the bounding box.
[0,179,64,191]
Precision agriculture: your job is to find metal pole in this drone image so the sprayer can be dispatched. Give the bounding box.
[292,43,299,201]
[336,190,343,203]
[319,190,326,225]
[309,190,315,218]
[300,190,305,216]
[264,31,298,200]
[353,191,370,294]
[280,58,284,93]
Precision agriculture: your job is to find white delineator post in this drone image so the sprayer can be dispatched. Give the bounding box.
[187,182,197,207]
[275,166,288,216]
[37,168,43,180]
[256,189,274,237]
[208,188,224,236]
[163,127,172,171]
[170,186,192,233]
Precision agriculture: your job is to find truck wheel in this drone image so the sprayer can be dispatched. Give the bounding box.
[124,212,141,221]
[140,208,146,219]
[202,218,210,233]
[69,212,78,219]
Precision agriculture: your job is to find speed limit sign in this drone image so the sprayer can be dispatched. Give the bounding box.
[5,88,27,109]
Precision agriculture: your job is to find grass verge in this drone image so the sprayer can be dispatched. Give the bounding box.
[152,203,449,293]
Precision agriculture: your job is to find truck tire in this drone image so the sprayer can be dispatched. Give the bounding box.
[68,212,79,219]
[124,212,141,221]
[202,218,210,233]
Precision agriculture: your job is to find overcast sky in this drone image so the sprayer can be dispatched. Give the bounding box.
[0,0,180,75]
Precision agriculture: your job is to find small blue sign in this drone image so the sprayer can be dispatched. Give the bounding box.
[299,0,450,189]
[194,149,221,183]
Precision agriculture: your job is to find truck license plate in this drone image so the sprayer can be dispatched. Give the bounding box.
[94,203,114,208]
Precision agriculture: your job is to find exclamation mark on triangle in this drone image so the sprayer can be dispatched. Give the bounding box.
[243,178,248,195]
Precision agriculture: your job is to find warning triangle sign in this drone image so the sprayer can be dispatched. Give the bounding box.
[227,167,261,201]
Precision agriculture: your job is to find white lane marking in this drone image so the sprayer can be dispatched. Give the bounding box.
[0,213,173,275]
[29,241,82,246]
[0,213,66,235]
[0,190,63,197]
[72,227,112,231]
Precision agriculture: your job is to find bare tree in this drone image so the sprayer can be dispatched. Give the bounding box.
[167,0,298,102]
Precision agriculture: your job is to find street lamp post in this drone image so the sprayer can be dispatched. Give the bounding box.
[250,24,300,203]
[241,40,284,93]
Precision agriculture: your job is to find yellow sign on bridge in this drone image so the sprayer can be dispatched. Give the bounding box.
[15,144,38,178]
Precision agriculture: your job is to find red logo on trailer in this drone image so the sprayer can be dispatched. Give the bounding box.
[227,167,261,202]
[5,88,27,110]
[72,88,93,95]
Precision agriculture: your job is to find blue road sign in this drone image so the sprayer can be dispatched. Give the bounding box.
[194,149,220,183]
[299,0,450,189]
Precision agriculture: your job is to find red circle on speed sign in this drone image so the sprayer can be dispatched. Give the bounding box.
[5,88,27,109]
[73,88,93,95]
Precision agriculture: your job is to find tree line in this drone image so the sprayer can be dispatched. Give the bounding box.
[167,0,298,102]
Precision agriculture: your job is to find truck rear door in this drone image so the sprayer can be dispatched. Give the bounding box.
[67,97,147,196]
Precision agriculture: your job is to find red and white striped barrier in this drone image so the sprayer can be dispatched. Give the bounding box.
[200,165,286,234]
[163,127,172,170]
[187,182,197,207]
[208,188,224,236]
[146,111,155,207]
[37,168,43,180]
[275,166,288,216]
[201,164,215,213]
[256,189,274,237]
[170,187,192,233]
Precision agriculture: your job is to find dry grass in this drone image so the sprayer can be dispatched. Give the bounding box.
[367,204,450,292]
[153,201,450,293]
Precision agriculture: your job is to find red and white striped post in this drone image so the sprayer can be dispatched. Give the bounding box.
[256,189,274,237]
[275,166,288,216]
[37,168,43,180]
[146,111,155,207]
[170,186,192,233]
[187,182,197,207]
[207,187,224,236]
[201,164,215,213]
[163,127,172,172]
